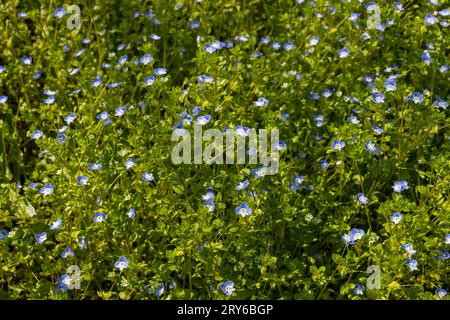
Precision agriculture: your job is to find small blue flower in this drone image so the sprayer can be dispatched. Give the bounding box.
[390,212,402,224]
[445,234,450,245]
[372,93,385,104]
[0,229,7,240]
[252,167,266,178]
[433,98,448,109]
[31,130,43,140]
[406,259,418,271]
[34,69,42,78]
[125,158,136,169]
[220,281,235,296]
[77,176,89,186]
[384,79,396,92]
[53,7,67,18]
[139,54,153,65]
[115,106,126,117]
[144,75,155,86]
[114,256,129,271]
[0,96,8,104]
[331,139,346,151]
[142,172,155,182]
[154,68,167,76]
[61,248,74,259]
[93,212,106,223]
[91,76,102,87]
[313,115,324,127]
[309,36,320,46]
[436,288,447,299]
[338,48,349,58]
[425,14,439,26]
[401,243,416,257]
[283,41,294,51]
[254,97,269,107]
[40,183,54,196]
[156,283,165,296]
[88,163,102,171]
[79,238,87,249]
[236,203,252,217]
[96,111,109,121]
[21,56,32,65]
[196,115,211,125]
[354,284,365,296]
[409,92,423,104]
[372,126,384,135]
[64,113,77,124]
[56,133,66,145]
[435,248,450,261]
[189,20,200,29]
[289,182,300,192]
[127,209,136,219]
[0,65,4,73]
[280,111,289,122]
[235,180,250,191]
[319,159,329,169]
[392,180,409,193]
[355,193,368,204]
[35,232,47,244]
[50,218,63,230]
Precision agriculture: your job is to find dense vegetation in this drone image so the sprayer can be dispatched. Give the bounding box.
[0,0,449,300]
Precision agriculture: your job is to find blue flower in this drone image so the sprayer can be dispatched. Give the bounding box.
[436,288,447,299]
[127,209,136,219]
[235,180,250,191]
[289,182,300,192]
[125,158,136,169]
[384,79,396,92]
[313,115,324,127]
[354,284,365,296]
[0,96,8,104]
[254,97,269,107]
[401,243,416,257]
[96,111,109,121]
[64,113,77,124]
[31,130,43,140]
[319,159,329,169]
[433,98,448,109]
[309,36,320,46]
[114,256,129,271]
[355,193,368,204]
[445,234,450,245]
[115,106,126,117]
[139,54,153,65]
[252,167,266,178]
[21,56,32,65]
[189,20,200,29]
[154,68,167,76]
[118,55,128,65]
[56,133,66,145]
[50,218,63,230]
[0,229,7,240]
[220,281,235,295]
[79,238,87,249]
[390,212,402,224]
[91,76,102,87]
[236,203,252,217]
[144,75,155,86]
[392,180,409,193]
[196,115,211,125]
[88,163,102,171]
[331,139,346,151]
[406,259,418,271]
[425,14,439,26]
[235,126,250,137]
[77,176,89,186]
[142,172,155,182]
[0,65,4,73]
[155,283,165,296]
[93,212,106,223]
[338,48,349,58]
[372,126,384,135]
[35,232,47,244]
[53,7,67,18]
[421,50,432,64]
[280,111,289,122]
[61,248,74,259]
[409,92,423,104]
[273,140,287,151]
[372,93,385,104]
[43,95,56,105]
[283,41,294,51]
[435,248,450,261]
[40,183,54,196]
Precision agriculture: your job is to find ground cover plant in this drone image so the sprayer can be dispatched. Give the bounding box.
[0,0,449,300]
